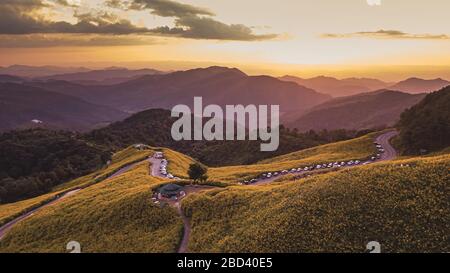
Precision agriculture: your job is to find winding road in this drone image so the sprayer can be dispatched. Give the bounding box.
[375,130,398,161]
[0,130,399,251]
[251,130,399,186]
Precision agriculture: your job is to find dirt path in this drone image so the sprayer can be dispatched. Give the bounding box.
[175,202,190,253]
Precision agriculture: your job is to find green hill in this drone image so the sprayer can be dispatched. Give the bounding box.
[86,108,367,166]
[1,132,448,253]
[208,132,378,183]
[0,129,110,203]
[397,86,450,155]
[183,154,450,253]
[0,163,182,253]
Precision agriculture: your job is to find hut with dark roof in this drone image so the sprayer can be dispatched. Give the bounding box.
[157,184,184,198]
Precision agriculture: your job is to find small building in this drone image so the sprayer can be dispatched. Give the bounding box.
[157,184,184,198]
[134,144,149,150]
[31,119,43,124]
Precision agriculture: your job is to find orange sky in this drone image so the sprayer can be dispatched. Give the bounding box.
[1,0,450,80]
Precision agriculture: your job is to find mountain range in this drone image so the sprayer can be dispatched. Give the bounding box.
[0,65,89,78]
[0,65,448,133]
[279,75,391,97]
[389,77,450,94]
[279,75,449,97]
[0,83,127,132]
[284,90,426,131]
[23,66,331,114]
[36,67,164,85]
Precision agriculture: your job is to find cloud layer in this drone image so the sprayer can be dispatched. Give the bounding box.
[322,29,450,40]
[0,0,277,44]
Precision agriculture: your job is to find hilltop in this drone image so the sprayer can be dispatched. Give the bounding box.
[389,77,450,94]
[183,153,450,253]
[279,75,390,97]
[0,132,448,252]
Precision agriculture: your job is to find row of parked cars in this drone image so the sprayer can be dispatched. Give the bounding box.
[240,141,387,185]
[154,152,180,180]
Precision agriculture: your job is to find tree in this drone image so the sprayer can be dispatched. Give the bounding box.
[188,163,208,184]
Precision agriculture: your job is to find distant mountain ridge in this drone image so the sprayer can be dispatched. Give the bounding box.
[286,90,426,131]
[388,77,450,94]
[0,83,128,132]
[279,75,391,97]
[0,75,25,83]
[36,68,164,85]
[0,65,90,78]
[25,66,331,114]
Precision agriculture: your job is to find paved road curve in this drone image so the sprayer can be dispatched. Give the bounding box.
[252,130,399,186]
[0,159,148,240]
[0,189,80,240]
[375,130,398,161]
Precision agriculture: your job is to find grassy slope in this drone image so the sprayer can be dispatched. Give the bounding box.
[0,163,183,253]
[0,145,198,252]
[183,154,450,253]
[207,132,377,183]
[162,148,198,179]
[0,147,153,226]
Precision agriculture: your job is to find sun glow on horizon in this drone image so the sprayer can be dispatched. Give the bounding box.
[1,0,450,81]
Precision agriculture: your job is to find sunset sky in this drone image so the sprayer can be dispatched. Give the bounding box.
[1,0,450,80]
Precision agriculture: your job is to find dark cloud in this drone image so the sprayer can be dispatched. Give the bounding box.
[0,0,277,41]
[0,34,159,47]
[322,29,450,40]
[112,0,277,41]
[124,0,214,17]
[167,16,277,41]
[0,1,152,35]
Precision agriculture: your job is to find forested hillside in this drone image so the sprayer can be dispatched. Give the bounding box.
[86,109,372,166]
[0,130,110,203]
[397,86,450,154]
